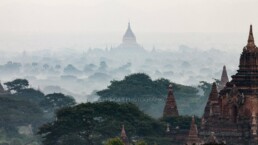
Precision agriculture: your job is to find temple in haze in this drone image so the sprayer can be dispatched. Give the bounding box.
[111,22,145,53]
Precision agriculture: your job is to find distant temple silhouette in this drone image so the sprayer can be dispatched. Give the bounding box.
[112,22,145,53]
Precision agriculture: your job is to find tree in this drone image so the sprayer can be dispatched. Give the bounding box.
[97,73,203,117]
[40,93,76,112]
[38,102,164,145]
[136,140,148,145]
[4,79,29,92]
[105,138,124,145]
[17,88,45,103]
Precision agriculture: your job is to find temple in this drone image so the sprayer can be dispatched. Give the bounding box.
[163,84,179,117]
[113,22,145,52]
[200,25,258,144]
[120,125,129,145]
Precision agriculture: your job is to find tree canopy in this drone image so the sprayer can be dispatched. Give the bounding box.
[97,73,211,117]
[105,138,124,145]
[4,79,29,92]
[38,102,164,145]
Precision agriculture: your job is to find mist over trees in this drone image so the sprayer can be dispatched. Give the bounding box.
[0,79,76,144]
[0,45,237,104]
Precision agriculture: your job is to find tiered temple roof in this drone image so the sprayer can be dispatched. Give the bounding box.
[221,25,258,95]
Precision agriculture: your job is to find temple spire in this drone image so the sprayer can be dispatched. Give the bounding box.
[163,84,179,117]
[203,82,219,119]
[218,65,229,91]
[121,125,129,145]
[186,116,201,145]
[209,83,218,102]
[247,25,256,49]
[123,22,136,43]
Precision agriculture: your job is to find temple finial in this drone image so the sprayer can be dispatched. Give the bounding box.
[247,24,256,48]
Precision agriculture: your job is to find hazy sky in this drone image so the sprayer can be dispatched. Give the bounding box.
[0,0,258,52]
[1,0,258,34]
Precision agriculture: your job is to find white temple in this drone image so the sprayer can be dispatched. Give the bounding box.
[112,22,145,52]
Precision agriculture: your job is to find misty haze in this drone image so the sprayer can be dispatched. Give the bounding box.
[1,0,258,145]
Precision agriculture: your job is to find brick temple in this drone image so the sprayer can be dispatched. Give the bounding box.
[200,25,258,145]
[163,84,179,117]
[162,25,258,145]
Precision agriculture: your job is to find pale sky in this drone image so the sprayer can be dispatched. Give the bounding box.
[0,0,258,34]
[0,0,258,51]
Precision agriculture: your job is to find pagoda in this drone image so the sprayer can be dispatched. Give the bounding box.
[200,25,258,144]
[163,84,179,117]
[113,22,145,53]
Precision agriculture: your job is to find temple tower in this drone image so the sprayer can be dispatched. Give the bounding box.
[219,25,258,119]
[163,84,179,117]
[121,125,129,145]
[200,25,258,144]
[186,116,201,145]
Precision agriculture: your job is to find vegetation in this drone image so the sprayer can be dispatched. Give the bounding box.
[1,75,212,145]
[97,73,212,117]
[105,138,124,145]
[0,79,76,145]
[4,79,29,92]
[38,102,165,145]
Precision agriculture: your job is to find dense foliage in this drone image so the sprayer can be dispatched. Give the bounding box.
[97,73,212,117]
[105,138,124,145]
[0,79,76,145]
[38,102,165,145]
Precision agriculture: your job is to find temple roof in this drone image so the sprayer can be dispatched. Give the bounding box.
[123,22,136,38]
[163,84,179,117]
[122,22,137,43]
